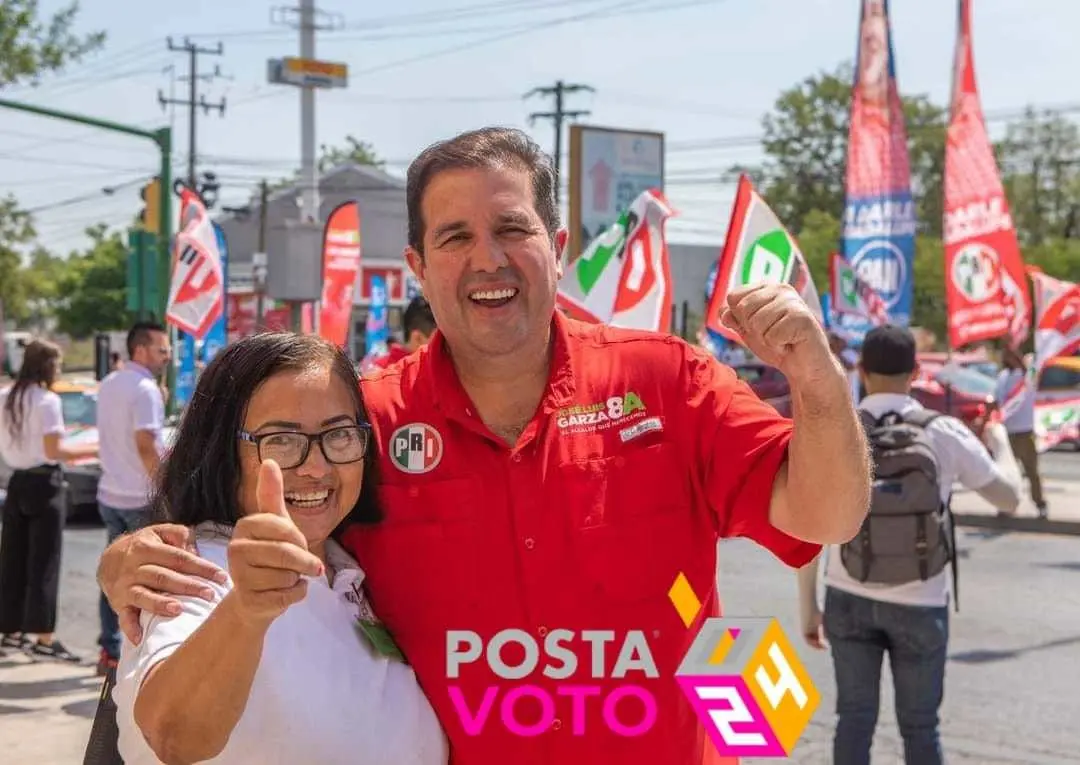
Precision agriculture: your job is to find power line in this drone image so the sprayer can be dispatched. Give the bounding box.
[525,80,595,202]
[160,37,228,198]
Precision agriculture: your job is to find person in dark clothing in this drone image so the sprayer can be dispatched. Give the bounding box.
[0,339,97,661]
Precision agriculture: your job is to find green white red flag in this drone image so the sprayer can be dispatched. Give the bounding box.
[704,175,824,344]
[556,188,676,332]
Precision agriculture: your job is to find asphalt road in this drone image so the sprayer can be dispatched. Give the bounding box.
[40,456,1077,765]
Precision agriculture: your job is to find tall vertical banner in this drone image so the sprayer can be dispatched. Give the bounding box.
[201,223,230,364]
[704,175,824,345]
[839,0,916,341]
[943,0,1030,349]
[364,275,390,358]
[556,188,676,332]
[318,201,362,347]
[166,187,225,338]
[170,188,224,410]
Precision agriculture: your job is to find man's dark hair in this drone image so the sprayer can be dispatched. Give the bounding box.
[402,296,436,339]
[127,321,167,359]
[405,126,559,255]
[152,332,381,529]
[859,324,917,377]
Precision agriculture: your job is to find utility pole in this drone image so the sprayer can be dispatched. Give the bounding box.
[160,37,227,190]
[270,2,344,333]
[525,80,595,202]
[257,179,270,327]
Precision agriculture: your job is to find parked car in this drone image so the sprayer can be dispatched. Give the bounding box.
[1036,357,1080,449]
[910,362,997,438]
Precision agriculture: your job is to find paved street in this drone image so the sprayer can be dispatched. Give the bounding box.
[0,449,1077,763]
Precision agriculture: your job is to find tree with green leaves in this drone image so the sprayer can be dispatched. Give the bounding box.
[0,0,105,88]
[998,108,1080,246]
[0,195,35,321]
[735,62,948,237]
[268,135,386,191]
[52,224,129,337]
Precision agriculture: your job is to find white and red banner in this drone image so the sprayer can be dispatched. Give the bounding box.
[943,0,1030,349]
[318,201,362,347]
[705,175,824,344]
[1035,397,1080,452]
[998,269,1080,430]
[166,187,225,338]
[1031,270,1080,365]
[557,188,676,332]
[829,251,889,325]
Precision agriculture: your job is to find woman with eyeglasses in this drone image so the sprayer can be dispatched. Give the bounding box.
[112,332,447,765]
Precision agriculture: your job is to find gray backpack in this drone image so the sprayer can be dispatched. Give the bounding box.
[841,408,956,591]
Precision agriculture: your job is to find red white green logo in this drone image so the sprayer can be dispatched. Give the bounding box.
[389,423,443,474]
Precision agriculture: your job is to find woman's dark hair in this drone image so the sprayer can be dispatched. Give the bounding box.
[3,339,61,442]
[152,332,381,529]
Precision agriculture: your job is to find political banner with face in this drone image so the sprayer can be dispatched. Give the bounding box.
[943,0,1029,349]
[837,0,916,341]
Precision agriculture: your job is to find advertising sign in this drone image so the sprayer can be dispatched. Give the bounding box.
[568,125,664,262]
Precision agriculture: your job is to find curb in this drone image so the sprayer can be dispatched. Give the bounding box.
[953,512,1080,536]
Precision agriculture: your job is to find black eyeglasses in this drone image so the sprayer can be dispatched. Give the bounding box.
[238,422,372,470]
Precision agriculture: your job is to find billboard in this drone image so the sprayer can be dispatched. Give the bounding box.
[567,125,664,262]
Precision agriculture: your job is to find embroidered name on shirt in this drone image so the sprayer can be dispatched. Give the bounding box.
[620,416,663,443]
[556,392,648,434]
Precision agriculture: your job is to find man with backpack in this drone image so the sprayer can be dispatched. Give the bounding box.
[797,325,1020,765]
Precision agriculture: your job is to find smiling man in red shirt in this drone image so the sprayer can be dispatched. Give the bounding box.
[97,128,871,764]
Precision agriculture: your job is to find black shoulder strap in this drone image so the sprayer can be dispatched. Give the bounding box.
[900,408,942,429]
[83,667,124,765]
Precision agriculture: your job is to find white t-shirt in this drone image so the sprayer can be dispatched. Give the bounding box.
[96,363,165,509]
[113,524,448,765]
[996,367,1035,433]
[824,393,1002,608]
[0,385,65,469]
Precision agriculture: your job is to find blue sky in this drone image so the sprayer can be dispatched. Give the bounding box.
[2,0,1076,255]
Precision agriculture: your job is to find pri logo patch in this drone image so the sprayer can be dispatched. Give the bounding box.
[389,423,443,474]
[668,574,819,758]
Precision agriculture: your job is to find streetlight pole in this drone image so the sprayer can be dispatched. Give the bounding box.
[0,98,174,408]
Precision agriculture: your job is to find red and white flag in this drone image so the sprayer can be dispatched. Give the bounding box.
[1031,270,1080,367]
[166,187,225,338]
[998,269,1080,423]
[943,0,1030,350]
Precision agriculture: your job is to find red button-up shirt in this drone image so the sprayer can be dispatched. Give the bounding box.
[342,312,819,765]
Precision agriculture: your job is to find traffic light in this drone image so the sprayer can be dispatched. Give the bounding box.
[138,176,161,234]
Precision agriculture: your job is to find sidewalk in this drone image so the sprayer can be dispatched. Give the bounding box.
[0,650,101,764]
[952,476,1080,535]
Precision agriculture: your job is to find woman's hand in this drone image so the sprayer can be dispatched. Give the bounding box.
[226,460,325,626]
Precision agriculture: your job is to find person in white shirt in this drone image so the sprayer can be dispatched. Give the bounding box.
[995,347,1047,517]
[113,332,447,765]
[95,321,172,675]
[0,339,97,661]
[796,325,1020,765]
